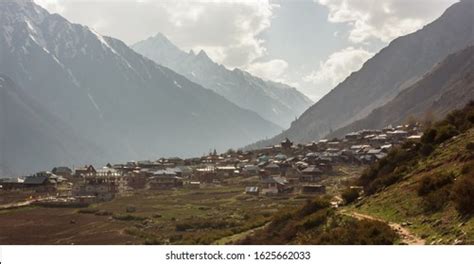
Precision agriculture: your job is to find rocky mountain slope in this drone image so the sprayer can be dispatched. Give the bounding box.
[132,33,313,128]
[250,0,474,148]
[329,45,474,139]
[0,0,280,175]
[0,74,102,176]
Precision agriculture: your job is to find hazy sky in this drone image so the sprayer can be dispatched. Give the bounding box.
[35,0,458,101]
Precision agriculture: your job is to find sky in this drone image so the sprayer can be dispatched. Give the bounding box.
[35,0,458,101]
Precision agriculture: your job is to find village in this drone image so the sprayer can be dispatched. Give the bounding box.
[0,124,423,208]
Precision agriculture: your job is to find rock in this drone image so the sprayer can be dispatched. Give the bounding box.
[70,220,76,224]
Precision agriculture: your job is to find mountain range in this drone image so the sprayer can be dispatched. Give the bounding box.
[329,45,474,139]
[249,0,474,148]
[0,74,103,176]
[132,33,313,129]
[0,0,281,175]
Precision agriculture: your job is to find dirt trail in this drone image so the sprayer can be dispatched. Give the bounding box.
[0,200,35,210]
[341,211,425,245]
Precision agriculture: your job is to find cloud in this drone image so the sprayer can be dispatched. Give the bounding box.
[245,59,289,82]
[317,0,458,43]
[34,0,276,69]
[304,46,374,87]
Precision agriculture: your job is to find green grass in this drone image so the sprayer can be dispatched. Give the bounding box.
[350,129,474,244]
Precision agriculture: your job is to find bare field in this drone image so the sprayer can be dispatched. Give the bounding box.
[0,179,308,245]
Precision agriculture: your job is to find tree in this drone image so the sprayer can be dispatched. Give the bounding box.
[452,175,474,215]
[341,188,360,204]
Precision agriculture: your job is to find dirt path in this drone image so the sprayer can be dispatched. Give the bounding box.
[0,197,51,211]
[341,211,425,245]
[0,200,35,210]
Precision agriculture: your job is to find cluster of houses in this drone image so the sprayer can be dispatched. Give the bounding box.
[0,124,423,204]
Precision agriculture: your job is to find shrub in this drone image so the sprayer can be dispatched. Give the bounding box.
[112,214,147,221]
[419,144,434,156]
[468,113,474,124]
[301,210,329,230]
[466,142,474,151]
[297,198,331,218]
[341,188,360,204]
[435,125,459,143]
[421,129,437,144]
[417,173,453,196]
[461,162,474,175]
[451,175,474,216]
[421,188,450,213]
[310,219,397,245]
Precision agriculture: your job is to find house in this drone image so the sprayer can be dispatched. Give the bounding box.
[281,138,293,150]
[74,165,97,177]
[148,169,183,190]
[216,166,238,177]
[274,154,287,161]
[345,132,361,141]
[52,167,73,178]
[23,172,65,193]
[96,167,121,177]
[242,165,259,176]
[0,178,24,190]
[72,167,121,201]
[124,172,148,190]
[72,173,119,202]
[261,176,289,195]
[245,186,259,195]
[387,130,408,141]
[264,163,281,175]
[300,166,323,182]
[407,134,423,141]
[186,181,201,189]
[301,184,326,194]
[195,166,219,183]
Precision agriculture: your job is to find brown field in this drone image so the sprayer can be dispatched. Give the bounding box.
[0,167,364,245]
[0,178,302,245]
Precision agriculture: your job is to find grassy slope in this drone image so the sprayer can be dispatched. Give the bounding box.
[352,129,474,244]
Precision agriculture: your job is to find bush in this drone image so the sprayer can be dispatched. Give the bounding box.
[466,142,474,151]
[421,129,437,144]
[417,173,453,196]
[297,198,331,218]
[310,219,397,245]
[301,210,329,230]
[341,188,360,204]
[451,175,474,216]
[421,188,450,213]
[434,124,459,144]
[419,144,434,156]
[461,162,474,175]
[112,214,147,221]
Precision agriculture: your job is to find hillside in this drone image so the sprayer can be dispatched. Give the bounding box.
[329,45,474,139]
[0,74,102,176]
[350,103,474,244]
[0,0,280,174]
[249,0,474,148]
[132,33,313,128]
[239,196,398,245]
